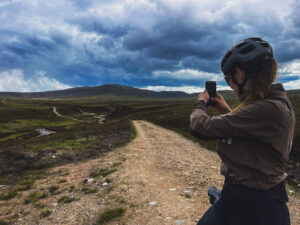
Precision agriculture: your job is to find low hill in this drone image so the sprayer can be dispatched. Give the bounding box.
[0,84,192,99]
[0,83,298,99]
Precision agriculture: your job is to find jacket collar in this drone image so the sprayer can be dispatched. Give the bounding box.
[266,83,286,99]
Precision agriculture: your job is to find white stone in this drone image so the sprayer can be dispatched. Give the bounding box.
[169,188,177,191]
[102,182,108,186]
[148,201,157,206]
[87,178,94,183]
[183,190,192,195]
[174,220,184,225]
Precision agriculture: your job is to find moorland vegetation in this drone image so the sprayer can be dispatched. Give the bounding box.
[0,90,299,197]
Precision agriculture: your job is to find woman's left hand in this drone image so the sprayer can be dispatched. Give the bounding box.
[197,90,209,103]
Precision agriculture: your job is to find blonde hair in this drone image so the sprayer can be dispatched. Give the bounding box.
[234,57,278,111]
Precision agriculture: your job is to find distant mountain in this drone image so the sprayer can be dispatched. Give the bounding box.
[0,84,193,99]
[1,84,297,99]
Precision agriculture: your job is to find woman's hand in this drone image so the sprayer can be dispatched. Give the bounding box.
[197,90,209,103]
[211,93,232,114]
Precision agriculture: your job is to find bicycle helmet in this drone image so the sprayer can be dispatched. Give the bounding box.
[221,37,273,95]
[221,37,273,75]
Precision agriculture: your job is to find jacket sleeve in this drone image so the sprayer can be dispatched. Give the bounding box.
[190,100,281,143]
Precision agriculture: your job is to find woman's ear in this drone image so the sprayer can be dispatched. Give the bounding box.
[235,67,246,83]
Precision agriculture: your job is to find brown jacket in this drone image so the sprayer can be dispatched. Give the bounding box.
[190,84,295,190]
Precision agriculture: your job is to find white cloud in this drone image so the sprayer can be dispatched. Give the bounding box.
[278,60,300,89]
[142,84,231,94]
[0,0,299,89]
[282,79,300,90]
[279,59,300,75]
[0,69,71,92]
[153,69,223,81]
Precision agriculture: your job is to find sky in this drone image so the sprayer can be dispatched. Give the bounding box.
[0,0,300,93]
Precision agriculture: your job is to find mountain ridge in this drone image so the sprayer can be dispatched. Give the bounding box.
[1,83,298,99]
[0,84,194,99]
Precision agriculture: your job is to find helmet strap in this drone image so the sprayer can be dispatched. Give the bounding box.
[231,75,248,95]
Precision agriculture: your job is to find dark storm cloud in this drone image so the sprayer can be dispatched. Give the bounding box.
[0,0,300,92]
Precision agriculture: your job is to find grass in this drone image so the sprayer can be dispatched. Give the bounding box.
[0,98,136,176]
[0,169,50,201]
[15,177,35,191]
[57,195,80,204]
[0,168,49,187]
[118,198,127,204]
[28,137,98,152]
[58,179,67,183]
[97,207,126,224]
[0,220,9,225]
[24,191,47,204]
[49,185,59,194]
[90,168,117,178]
[0,93,299,194]
[40,208,51,217]
[85,188,98,194]
[112,162,122,167]
[0,190,18,200]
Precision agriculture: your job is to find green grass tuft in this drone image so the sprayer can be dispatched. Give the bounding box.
[57,195,79,204]
[97,207,126,224]
[0,220,9,225]
[49,185,59,194]
[0,190,18,200]
[24,191,47,204]
[58,179,67,183]
[40,208,51,217]
[85,188,98,194]
[90,168,117,178]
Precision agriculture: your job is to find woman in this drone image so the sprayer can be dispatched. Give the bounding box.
[190,37,295,225]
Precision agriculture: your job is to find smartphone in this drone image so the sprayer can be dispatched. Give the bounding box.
[205,81,216,106]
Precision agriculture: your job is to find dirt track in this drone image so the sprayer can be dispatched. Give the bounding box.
[1,120,299,224]
[114,120,224,224]
[52,106,82,122]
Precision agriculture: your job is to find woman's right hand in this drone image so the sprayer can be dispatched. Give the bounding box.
[211,93,232,114]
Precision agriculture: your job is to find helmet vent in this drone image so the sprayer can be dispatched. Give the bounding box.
[221,51,232,67]
[251,37,262,41]
[240,45,255,54]
[260,42,269,48]
[236,42,247,49]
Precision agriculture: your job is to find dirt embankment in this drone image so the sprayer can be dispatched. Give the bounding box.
[0,121,299,225]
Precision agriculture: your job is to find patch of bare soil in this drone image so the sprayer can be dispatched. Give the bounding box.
[0,120,299,225]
